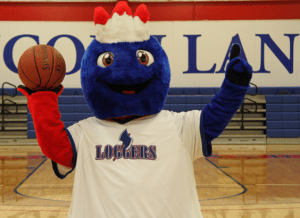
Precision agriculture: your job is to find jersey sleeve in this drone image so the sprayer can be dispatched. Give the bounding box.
[173,110,203,161]
[52,124,81,179]
[67,122,82,152]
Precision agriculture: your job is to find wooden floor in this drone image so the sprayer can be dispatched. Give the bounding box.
[0,145,300,218]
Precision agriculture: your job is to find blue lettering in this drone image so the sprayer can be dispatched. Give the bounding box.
[148,146,157,160]
[95,145,101,160]
[216,34,248,73]
[140,145,149,159]
[95,145,105,160]
[122,146,131,159]
[131,146,139,159]
[254,34,298,74]
[47,35,85,75]
[104,145,112,159]
[4,34,39,74]
[96,144,156,161]
[152,35,166,44]
[113,145,122,160]
[183,35,216,74]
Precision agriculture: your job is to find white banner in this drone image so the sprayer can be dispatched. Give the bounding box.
[1,20,299,88]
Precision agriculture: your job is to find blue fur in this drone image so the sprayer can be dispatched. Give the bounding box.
[201,57,252,149]
[80,30,252,157]
[229,57,253,75]
[81,36,170,119]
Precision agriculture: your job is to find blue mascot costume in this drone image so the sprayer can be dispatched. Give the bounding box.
[18,2,252,218]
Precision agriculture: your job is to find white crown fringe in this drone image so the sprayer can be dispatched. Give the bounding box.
[95,12,150,44]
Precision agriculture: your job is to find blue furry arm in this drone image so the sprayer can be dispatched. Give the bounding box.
[201,57,252,157]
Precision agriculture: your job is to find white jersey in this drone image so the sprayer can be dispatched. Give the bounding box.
[65,110,204,218]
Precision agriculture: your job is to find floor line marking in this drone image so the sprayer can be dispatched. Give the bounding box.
[13,158,71,202]
[199,159,248,201]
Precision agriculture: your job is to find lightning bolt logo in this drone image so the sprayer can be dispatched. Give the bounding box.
[113,129,133,161]
[119,129,133,150]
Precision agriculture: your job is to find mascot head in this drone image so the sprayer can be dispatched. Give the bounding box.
[81,1,170,119]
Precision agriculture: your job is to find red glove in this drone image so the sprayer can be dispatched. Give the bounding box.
[18,85,74,168]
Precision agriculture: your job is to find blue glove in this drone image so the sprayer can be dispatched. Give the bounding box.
[225,44,252,87]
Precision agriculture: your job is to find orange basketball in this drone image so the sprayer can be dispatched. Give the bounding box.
[18,45,66,91]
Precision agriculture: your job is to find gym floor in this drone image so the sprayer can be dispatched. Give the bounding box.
[0,145,300,218]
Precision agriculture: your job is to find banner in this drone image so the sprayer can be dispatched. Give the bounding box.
[1,20,299,88]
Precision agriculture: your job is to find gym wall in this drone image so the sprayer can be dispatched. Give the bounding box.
[0,0,299,88]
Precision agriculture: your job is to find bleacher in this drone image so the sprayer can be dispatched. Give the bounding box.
[2,87,300,143]
[28,88,217,138]
[0,85,27,139]
[266,95,300,138]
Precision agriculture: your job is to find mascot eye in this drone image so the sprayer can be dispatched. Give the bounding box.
[97,52,114,68]
[136,50,154,66]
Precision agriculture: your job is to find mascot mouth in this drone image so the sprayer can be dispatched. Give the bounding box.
[103,80,151,95]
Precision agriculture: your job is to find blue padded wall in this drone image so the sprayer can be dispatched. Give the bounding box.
[26,87,300,138]
[27,92,215,138]
[266,95,300,138]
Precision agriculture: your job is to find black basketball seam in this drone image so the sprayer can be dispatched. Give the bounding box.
[45,46,55,89]
[19,58,39,88]
[33,46,42,87]
[49,53,65,90]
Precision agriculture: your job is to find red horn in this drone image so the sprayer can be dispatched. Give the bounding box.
[94,7,111,25]
[134,4,149,23]
[112,1,132,16]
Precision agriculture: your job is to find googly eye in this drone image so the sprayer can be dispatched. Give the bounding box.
[136,50,154,66]
[97,52,114,68]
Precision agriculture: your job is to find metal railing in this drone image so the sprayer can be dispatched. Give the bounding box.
[240,83,259,130]
[1,82,18,131]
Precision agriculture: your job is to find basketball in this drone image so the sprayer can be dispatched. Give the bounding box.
[18,45,66,91]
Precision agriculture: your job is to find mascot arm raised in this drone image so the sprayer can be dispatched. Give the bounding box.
[18,85,76,174]
[201,44,253,157]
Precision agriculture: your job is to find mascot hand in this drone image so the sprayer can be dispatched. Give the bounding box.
[225,44,253,87]
[18,85,63,112]
[17,84,74,168]
[18,84,63,97]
